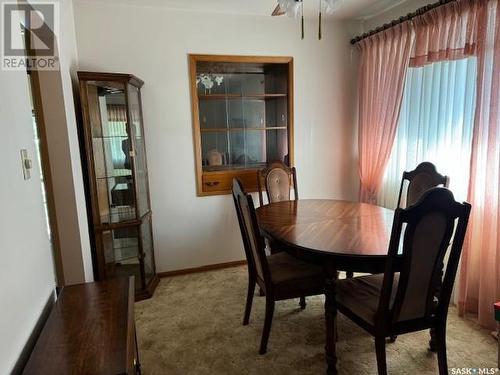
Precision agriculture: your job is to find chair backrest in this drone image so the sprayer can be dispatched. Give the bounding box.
[397,162,449,208]
[232,178,271,285]
[257,161,298,206]
[377,187,470,326]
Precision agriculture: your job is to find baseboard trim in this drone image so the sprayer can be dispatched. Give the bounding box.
[158,260,247,278]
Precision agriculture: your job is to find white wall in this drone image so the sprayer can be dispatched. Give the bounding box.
[57,0,94,283]
[0,0,92,370]
[73,1,359,272]
[25,0,93,286]
[0,48,56,375]
[361,0,435,31]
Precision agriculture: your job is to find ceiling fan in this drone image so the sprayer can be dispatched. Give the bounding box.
[271,0,343,39]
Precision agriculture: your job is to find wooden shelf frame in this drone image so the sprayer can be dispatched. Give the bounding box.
[200,126,287,132]
[189,54,294,196]
[198,93,287,100]
[78,71,159,300]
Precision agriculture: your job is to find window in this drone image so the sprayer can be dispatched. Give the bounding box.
[378,57,477,208]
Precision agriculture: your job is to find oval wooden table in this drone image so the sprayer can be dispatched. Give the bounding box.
[256,199,395,375]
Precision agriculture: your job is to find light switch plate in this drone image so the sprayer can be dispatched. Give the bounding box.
[20,149,32,180]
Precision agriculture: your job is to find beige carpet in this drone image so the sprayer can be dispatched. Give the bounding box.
[135,266,497,374]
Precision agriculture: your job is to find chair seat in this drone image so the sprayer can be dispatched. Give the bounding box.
[336,274,399,328]
[267,252,325,299]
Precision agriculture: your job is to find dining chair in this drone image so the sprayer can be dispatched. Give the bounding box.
[232,178,325,354]
[257,161,298,206]
[397,162,449,208]
[330,187,470,375]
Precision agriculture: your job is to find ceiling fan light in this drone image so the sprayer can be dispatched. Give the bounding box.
[278,0,302,19]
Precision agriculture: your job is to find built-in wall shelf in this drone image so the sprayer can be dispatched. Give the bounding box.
[190,54,294,196]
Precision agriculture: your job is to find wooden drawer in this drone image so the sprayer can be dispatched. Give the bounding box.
[202,170,259,195]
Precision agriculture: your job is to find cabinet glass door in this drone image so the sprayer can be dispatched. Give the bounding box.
[140,215,155,284]
[127,84,150,218]
[87,81,136,224]
[80,72,158,300]
[196,69,289,177]
[102,226,141,290]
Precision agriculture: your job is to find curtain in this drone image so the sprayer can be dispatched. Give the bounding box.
[357,22,415,204]
[400,0,500,329]
[357,0,499,329]
[458,0,500,329]
[378,57,477,208]
[107,105,128,122]
[410,0,481,67]
[381,0,482,210]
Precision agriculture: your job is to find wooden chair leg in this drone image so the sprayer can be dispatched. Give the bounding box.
[325,278,338,374]
[259,297,275,354]
[243,279,256,326]
[435,325,448,375]
[299,296,306,309]
[375,336,388,375]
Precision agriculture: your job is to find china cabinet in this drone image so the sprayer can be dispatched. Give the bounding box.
[189,55,294,196]
[78,71,158,300]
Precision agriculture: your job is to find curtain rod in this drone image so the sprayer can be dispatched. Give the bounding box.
[350,0,457,45]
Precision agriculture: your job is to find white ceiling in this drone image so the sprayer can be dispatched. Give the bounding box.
[80,0,411,20]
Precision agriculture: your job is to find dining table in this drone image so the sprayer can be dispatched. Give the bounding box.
[256,199,396,375]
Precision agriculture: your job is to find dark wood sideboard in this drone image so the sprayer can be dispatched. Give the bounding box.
[22,277,140,375]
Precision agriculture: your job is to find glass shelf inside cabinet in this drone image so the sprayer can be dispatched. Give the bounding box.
[197,73,287,100]
[201,129,288,171]
[103,226,142,290]
[87,80,137,224]
[100,205,136,224]
[198,73,289,172]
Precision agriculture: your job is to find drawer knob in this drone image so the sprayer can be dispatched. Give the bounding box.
[205,181,220,187]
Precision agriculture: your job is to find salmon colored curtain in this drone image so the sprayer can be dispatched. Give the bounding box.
[107,105,128,122]
[410,1,482,67]
[357,22,415,203]
[402,0,499,328]
[357,0,499,329]
[457,0,500,329]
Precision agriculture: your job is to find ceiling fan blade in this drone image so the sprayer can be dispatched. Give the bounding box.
[271,4,286,16]
[323,0,344,14]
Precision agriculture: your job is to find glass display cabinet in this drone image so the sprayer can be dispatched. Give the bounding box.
[189,55,294,196]
[78,71,158,300]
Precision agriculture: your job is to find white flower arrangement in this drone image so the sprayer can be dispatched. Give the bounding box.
[196,74,224,93]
